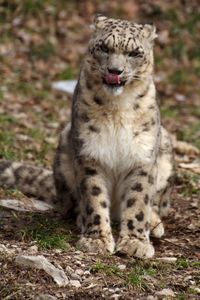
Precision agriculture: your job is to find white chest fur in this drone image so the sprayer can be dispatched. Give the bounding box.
[80,109,156,174]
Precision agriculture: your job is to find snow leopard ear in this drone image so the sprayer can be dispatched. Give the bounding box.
[142,24,157,42]
[93,14,108,30]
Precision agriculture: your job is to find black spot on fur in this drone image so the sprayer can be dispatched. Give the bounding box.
[88,125,100,133]
[75,138,84,151]
[0,161,12,173]
[131,183,143,192]
[86,204,94,215]
[100,201,107,208]
[144,194,149,205]
[137,84,149,98]
[167,175,175,184]
[80,113,90,122]
[142,122,150,132]
[145,222,150,230]
[54,170,69,198]
[14,165,25,181]
[151,117,156,126]
[135,211,144,222]
[94,95,103,105]
[127,220,134,230]
[91,186,101,196]
[76,156,83,165]
[148,104,155,110]
[139,170,148,177]
[137,228,143,234]
[133,103,140,110]
[80,179,87,194]
[127,198,136,207]
[86,80,92,90]
[162,201,168,207]
[134,131,139,137]
[148,175,154,184]
[94,214,101,225]
[85,167,97,176]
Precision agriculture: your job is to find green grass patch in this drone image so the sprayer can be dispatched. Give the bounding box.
[12,82,50,100]
[160,106,179,118]
[1,188,24,199]
[127,265,157,289]
[176,258,200,269]
[26,128,44,140]
[91,261,158,289]
[12,82,34,96]
[0,131,16,160]
[0,89,4,101]
[58,67,74,80]
[0,114,16,124]
[169,70,191,85]
[90,262,122,276]
[19,215,74,250]
[31,42,56,60]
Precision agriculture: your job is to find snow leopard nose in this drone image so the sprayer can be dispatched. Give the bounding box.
[107,67,124,75]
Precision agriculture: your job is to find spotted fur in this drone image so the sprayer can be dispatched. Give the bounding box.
[0,15,174,258]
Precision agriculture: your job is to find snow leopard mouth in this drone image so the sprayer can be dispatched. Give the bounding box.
[103,79,126,88]
[103,74,126,88]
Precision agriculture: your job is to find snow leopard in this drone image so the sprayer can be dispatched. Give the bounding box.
[0,15,174,258]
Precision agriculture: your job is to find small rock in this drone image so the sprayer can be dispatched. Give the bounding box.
[45,137,57,144]
[0,244,15,255]
[156,257,177,263]
[69,279,81,288]
[110,294,121,300]
[117,264,126,270]
[16,255,69,287]
[35,294,57,300]
[192,287,200,294]
[83,270,90,277]
[147,296,157,300]
[155,288,175,297]
[75,268,84,276]
[113,288,120,293]
[76,261,85,267]
[84,283,98,289]
[74,250,82,255]
[27,245,38,255]
[71,273,81,281]
[54,249,62,254]
[65,266,74,274]
[175,93,186,102]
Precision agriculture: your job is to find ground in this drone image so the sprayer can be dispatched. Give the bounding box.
[0,1,199,299]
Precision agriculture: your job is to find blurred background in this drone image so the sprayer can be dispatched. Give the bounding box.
[0,0,199,167]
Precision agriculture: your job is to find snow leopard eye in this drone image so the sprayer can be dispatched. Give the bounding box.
[128,50,142,57]
[100,44,109,54]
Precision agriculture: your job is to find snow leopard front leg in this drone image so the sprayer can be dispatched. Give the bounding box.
[75,159,115,254]
[116,166,157,258]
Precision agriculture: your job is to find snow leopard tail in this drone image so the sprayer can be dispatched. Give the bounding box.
[0,160,56,204]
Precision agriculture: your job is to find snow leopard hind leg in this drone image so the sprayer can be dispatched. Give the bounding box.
[151,126,175,238]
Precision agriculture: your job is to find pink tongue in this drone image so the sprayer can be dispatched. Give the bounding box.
[105,74,121,85]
